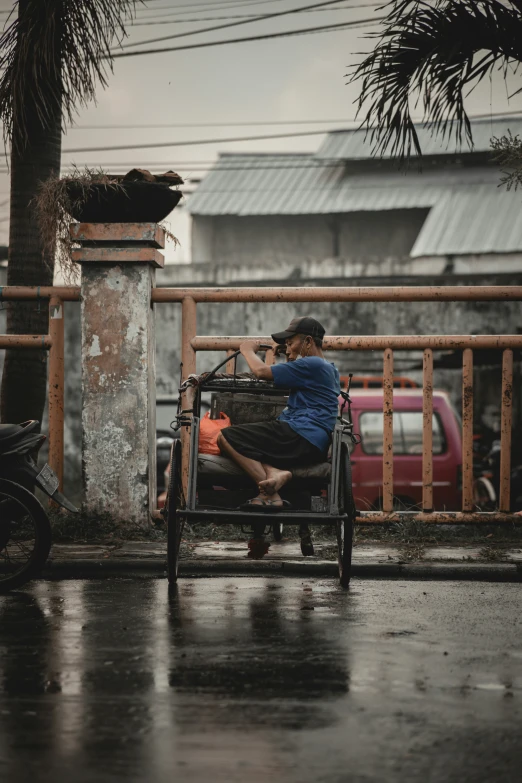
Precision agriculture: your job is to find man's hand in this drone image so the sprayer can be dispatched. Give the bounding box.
[238,340,273,381]
[240,340,261,356]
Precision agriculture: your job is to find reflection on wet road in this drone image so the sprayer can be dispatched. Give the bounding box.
[1,578,521,782]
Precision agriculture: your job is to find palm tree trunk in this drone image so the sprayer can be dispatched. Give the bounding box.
[0,0,62,425]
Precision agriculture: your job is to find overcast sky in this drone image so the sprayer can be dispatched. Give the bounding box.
[0,0,521,260]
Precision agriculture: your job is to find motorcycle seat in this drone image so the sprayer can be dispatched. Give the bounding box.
[0,424,23,439]
[0,420,40,450]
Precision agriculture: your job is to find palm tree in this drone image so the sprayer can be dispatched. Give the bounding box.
[0,0,140,425]
[350,0,522,160]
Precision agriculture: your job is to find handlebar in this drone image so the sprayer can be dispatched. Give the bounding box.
[204,343,275,384]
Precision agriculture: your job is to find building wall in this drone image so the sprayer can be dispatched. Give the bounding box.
[338,210,428,258]
[191,210,429,267]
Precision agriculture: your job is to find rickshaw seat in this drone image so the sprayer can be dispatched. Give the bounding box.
[197,453,331,488]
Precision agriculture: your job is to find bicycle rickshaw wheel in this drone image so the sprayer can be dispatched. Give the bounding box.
[337,442,355,588]
[0,478,52,594]
[166,439,184,584]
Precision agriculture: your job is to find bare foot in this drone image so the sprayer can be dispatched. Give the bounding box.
[259,469,292,495]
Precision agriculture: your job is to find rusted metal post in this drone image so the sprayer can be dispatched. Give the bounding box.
[382,348,394,513]
[462,349,474,511]
[226,349,235,374]
[500,349,513,512]
[48,296,65,491]
[74,223,164,528]
[181,296,197,501]
[422,348,434,513]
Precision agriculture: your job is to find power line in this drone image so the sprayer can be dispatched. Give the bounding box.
[52,109,522,152]
[118,0,366,50]
[70,118,359,129]
[134,0,338,20]
[63,127,348,153]
[131,5,380,25]
[110,17,382,59]
[67,109,522,131]
[136,0,291,14]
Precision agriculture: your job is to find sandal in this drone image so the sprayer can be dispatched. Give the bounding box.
[262,499,292,514]
[239,498,269,511]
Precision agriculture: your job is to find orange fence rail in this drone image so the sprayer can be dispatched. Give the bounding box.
[0,283,520,522]
[0,286,80,492]
[152,286,522,523]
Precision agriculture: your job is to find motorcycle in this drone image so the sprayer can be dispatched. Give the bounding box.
[0,420,78,593]
[473,439,522,512]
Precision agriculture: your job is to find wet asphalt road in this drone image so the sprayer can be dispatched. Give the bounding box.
[0,578,521,783]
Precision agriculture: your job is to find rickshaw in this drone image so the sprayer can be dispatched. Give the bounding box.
[164,347,358,587]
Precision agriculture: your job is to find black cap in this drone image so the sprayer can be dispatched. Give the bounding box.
[271,316,326,345]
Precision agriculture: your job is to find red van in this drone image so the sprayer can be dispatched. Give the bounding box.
[344,390,462,511]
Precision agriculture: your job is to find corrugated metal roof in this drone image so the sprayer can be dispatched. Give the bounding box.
[315,117,522,160]
[411,185,522,257]
[187,145,522,256]
[187,153,453,217]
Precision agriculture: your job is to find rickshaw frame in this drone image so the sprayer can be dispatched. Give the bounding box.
[164,352,357,587]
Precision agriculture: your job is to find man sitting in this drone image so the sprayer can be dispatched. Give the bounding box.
[217,316,340,510]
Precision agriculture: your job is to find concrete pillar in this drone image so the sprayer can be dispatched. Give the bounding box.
[71,223,165,527]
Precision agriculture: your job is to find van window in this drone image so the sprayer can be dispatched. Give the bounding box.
[359,412,446,455]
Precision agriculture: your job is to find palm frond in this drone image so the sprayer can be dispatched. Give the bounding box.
[491,130,522,189]
[350,0,522,160]
[0,0,142,149]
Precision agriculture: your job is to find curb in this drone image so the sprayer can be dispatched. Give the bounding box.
[42,557,522,582]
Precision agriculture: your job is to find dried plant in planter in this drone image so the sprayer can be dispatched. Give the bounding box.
[34,167,183,282]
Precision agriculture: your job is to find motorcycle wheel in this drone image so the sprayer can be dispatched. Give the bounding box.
[0,479,52,594]
[473,476,497,511]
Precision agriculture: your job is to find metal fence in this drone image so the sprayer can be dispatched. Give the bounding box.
[151,286,522,523]
[1,283,521,523]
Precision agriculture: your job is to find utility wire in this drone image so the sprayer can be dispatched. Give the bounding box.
[131,5,380,25]
[71,118,359,129]
[110,18,382,59]
[134,0,345,20]
[68,109,522,131]
[63,127,351,153]
[136,0,294,13]
[118,0,368,50]
[60,108,522,152]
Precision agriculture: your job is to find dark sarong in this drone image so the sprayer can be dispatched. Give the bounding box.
[220,420,326,469]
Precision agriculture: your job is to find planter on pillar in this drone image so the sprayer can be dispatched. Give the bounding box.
[71,222,164,528]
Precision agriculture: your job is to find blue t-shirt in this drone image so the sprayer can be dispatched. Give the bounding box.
[271,356,340,452]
